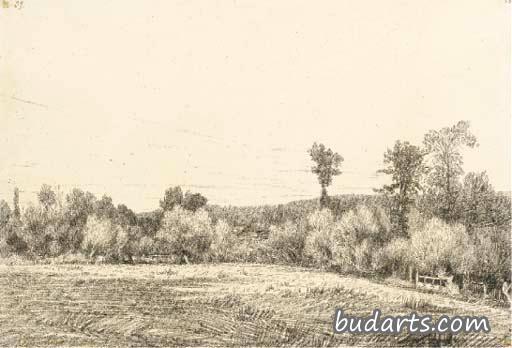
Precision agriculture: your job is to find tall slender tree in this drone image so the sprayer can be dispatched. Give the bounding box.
[308,142,343,208]
[13,187,20,220]
[377,141,427,237]
[423,120,477,222]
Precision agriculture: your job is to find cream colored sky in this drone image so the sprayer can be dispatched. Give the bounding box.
[0,0,510,211]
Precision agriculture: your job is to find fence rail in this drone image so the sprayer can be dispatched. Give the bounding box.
[417,275,450,287]
[415,273,452,289]
[414,272,510,302]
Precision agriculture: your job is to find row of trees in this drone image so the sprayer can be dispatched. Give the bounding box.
[307,120,510,289]
[308,121,481,232]
[0,184,207,260]
[0,119,509,296]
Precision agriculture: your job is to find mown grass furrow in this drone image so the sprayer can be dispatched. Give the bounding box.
[0,264,509,347]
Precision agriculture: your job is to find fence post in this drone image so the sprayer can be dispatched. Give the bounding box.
[415,270,419,288]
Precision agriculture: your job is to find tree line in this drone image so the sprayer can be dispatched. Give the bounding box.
[0,184,208,261]
[0,120,509,298]
[307,120,510,292]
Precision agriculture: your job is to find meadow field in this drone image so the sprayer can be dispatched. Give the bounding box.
[0,263,509,347]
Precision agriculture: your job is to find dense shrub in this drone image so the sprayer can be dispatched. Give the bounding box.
[156,207,213,263]
[115,226,135,261]
[409,218,474,276]
[20,204,48,255]
[209,219,237,262]
[304,209,336,267]
[65,188,96,250]
[267,220,307,264]
[470,226,511,286]
[303,205,391,272]
[19,187,74,257]
[0,217,26,257]
[81,215,132,261]
[382,237,411,276]
[134,236,158,256]
[332,205,391,272]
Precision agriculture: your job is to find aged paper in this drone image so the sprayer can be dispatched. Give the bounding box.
[0,1,510,346]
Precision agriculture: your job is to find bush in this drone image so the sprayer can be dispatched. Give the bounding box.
[20,193,72,257]
[471,226,510,286]
[81,215,131,261]
[134,236,157,256]
[156,207,213,263]
[210,219,237,262]
[303,205,391,272]
[0,218,27,257]
[304,209,336,267]
[382,237,411,275]
[332,205,391,272]
[20,204,47,255]
[409,218,474,276]
[115,226,135,261]
[267,220,307,264]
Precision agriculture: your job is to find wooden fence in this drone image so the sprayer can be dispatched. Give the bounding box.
[416,275,450,287]
[414,272,510,302]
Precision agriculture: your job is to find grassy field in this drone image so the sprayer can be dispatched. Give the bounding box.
[0,263,509,347]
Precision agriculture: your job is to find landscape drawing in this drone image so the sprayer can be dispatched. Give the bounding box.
[0,1,510,347]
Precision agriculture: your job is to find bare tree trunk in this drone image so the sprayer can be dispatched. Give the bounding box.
[320,186,328,209]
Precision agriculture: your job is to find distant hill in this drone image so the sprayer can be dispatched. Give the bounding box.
[204,193,384,229]
[136,193,385,229]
